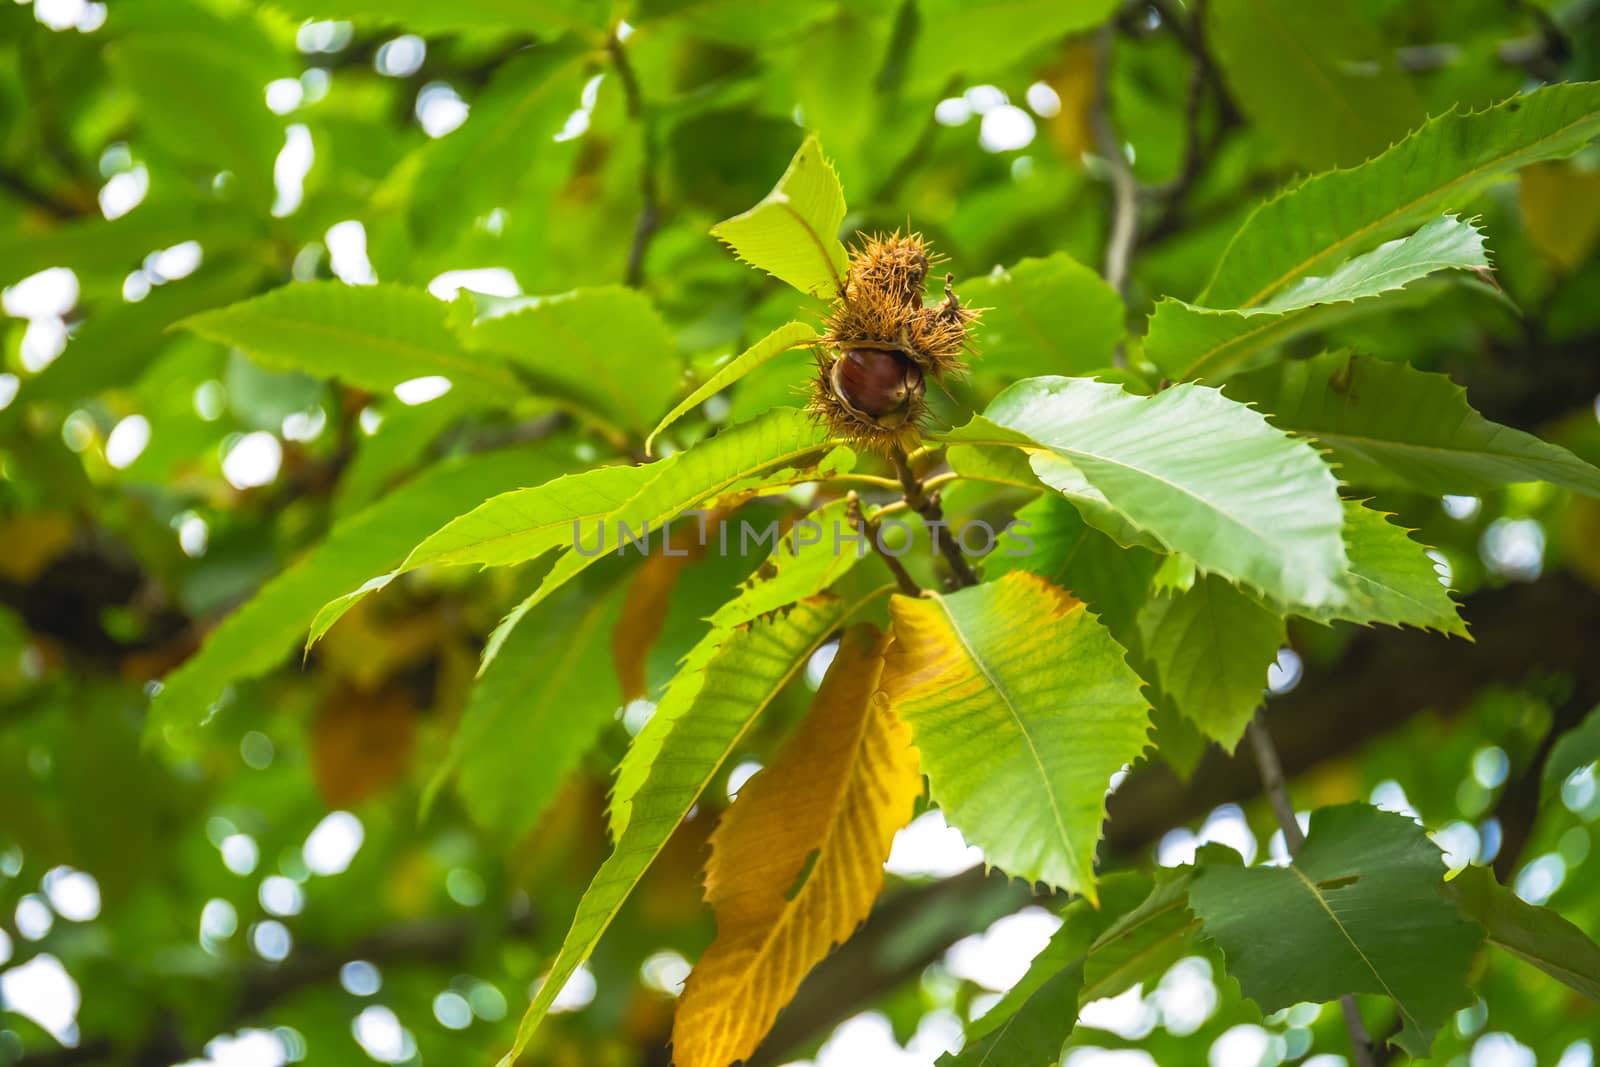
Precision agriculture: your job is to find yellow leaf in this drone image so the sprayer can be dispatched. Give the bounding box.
[1042,41,1098,161]
[1520,161,1600,273]
[671,624,921,1067]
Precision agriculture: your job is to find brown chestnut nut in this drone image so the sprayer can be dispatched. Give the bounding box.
[830,348,924,427]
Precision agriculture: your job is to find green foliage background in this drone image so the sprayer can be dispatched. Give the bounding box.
[2,0,1600,1065]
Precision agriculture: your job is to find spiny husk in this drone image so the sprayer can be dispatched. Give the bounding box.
[806,358,927,453]
[810,232,980,450]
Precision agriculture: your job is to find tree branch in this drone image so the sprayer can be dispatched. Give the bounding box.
[1247,711,1377,1067]
[1090,25,1139,310]
[890,444,979,588]
[848,491,920,596]
[608,31,662,289]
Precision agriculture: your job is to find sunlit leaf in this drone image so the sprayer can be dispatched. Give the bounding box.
[1190,803,1483,1057]
[711,135,849,299]
[646,322,818,456]
[949,377,1351,610]
[612,524,706,703]
[882,572,1149,895]
[708,497,869,629]
[673,624,921,1067]
[1303,502,1469,637]
[1202,81,1600,309]
[481,409,843,669]
[180,283,523,400]
[1148,215,1491,381]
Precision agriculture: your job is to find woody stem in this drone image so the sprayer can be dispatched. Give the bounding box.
[848,493,920,597]
[889,444,979,589]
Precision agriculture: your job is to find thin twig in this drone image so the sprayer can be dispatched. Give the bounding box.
[1090,25,1139,312]
[889,444,979,589]
[607,31,661,288]
[1141,0,1231,202]
[848,492,919,597]
[1247,710,1378,1067]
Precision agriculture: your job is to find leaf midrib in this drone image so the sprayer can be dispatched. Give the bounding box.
[1286,863,1418,1032]
[697,655,882,1028]
[1237,105,1600,308]
[931,593,1080,887]
[510,587,893,1047]
[196,309,520,394]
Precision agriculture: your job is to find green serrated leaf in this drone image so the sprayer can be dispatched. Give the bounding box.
[1303,501,1469,637]
[959,253,1125,380]
[149,448,563,741]
[307,461,663,647]
[948,378,1351,611]
[942,873,1151,1067]
[646,322,817,456]
[607,495,869,843]
[180,282,523,400]
[468,286,683,438]
[1137,574,1285,751]
[1447,864,1600,1001]
[995,494,1162,632]
[711,135,849,299]
[1149,215,1491,381]
[425,572,627,838]
[1207,0,1424,171]
[481,409,843,670]
[1081,865,1208,1002]
[1222,351,1600,497]
[708,497,867,629]
[883,572,1150,896]
[499,590,886,1066]
[1202,81,1600,309]
[1189,803,1483,1058]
